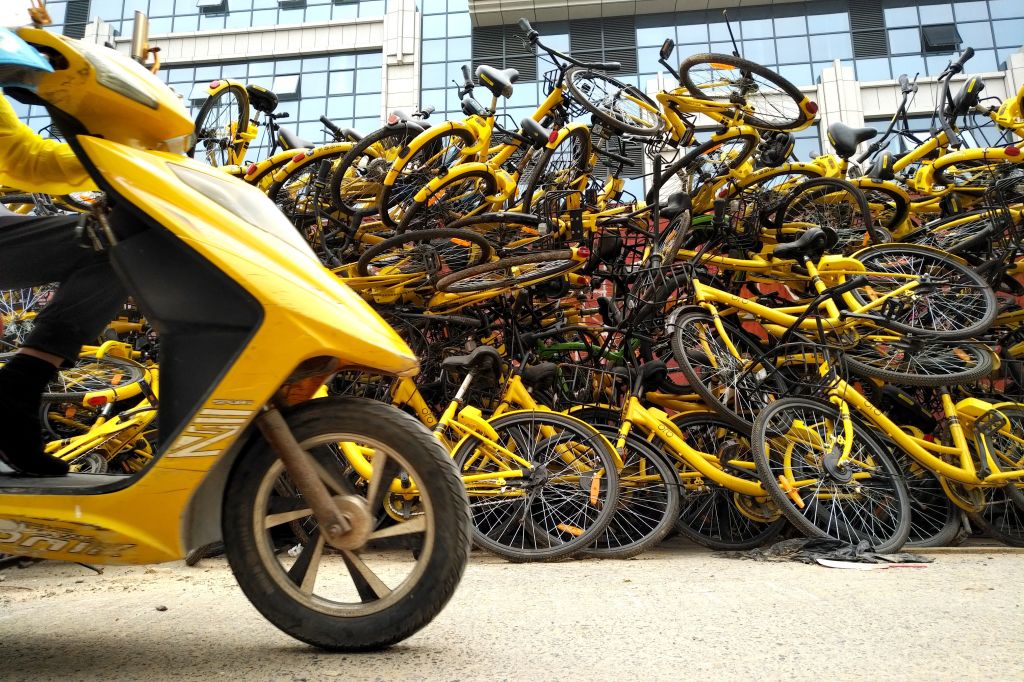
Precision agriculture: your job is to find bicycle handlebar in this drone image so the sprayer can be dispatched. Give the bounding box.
[461,64,474,88]
[950,46,975,74]
[320,115,342,138]
[517,17,619,72]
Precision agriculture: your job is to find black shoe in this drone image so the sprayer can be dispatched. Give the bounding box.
[0,354,68,477]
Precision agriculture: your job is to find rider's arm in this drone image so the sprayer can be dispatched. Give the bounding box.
[0,91,97,195]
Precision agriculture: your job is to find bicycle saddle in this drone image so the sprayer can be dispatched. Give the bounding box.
[519,117,552,148]
[520,362,558,390]
[771,226,838,260]
[246,84,279,114]
[865,151,895,181]
[475,65,519,98]
[440,345,504,384]
[660,192,691,221]
[827,122,877,160]
[597,296,623,327]
[278,127,314,151]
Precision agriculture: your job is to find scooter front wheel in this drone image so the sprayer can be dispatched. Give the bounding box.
[222,397,471,651]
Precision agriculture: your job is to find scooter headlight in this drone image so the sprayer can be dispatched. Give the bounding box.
[77,40,158,110]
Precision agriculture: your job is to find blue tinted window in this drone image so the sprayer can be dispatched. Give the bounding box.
[777,63,813,87]
[774,16,806,37]
[776,36,809,64]
[884,6,918,26]
[993,18,1024,46]
[808,12,849,33]
[956,21,994,49]
[856,58,892,81]
[955,1,988,20]
[743,39,775,65]
[917,3,954,23]
[741,18,773,39]
[810,34,852,61]
[888,28,922,54]
[989,0,1024,19]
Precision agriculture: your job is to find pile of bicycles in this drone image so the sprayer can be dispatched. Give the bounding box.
[5,18,1024,562]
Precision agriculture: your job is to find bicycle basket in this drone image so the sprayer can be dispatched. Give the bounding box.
[331,371,396,402]
[552,362,629,409]
[543,69,588,118]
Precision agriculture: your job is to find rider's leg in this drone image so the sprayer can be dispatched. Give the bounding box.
[0,214,128,475]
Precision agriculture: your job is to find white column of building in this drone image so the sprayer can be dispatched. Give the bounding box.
[383,0,421,117]
[815,59,866,158]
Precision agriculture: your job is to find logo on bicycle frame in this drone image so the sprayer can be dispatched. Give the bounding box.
[166,406,255,458]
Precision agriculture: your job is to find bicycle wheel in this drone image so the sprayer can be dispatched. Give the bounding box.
[670,411,786,550]
[646,134,758,207]
[679,53,811,131]
[222,398,470,650]
[968,487,1024,547]
[774,177,875,252]
[2,354,148,401]
[889,449,963,548]
[565,68,664,137]
[848,243,998,339]
[0,285,55,350]
[435,250,578,293]
[355,228,493,278]
[752,396,911,552]
[851,178,910,233]
[190,83,249,167]
[330,123,422,216]
[396,168,500,232]
[669,309,786,430]
[577,417,681,559]
[378,128,476,228]
[450,410,619,562]
[932,156,1024,194]
[447,212,546,251]
[520,126,592,214]
[844,337,993,387]
[723,165,824,220]
[266,150,349,262]
[900,208,998,256]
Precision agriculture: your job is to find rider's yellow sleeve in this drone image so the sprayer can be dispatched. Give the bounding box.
[0,91,96,195]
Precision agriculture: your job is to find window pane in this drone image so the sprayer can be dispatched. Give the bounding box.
[354,93,381,117]
[777,63,813,87]
[448,37,470,61]
[636,26,666,47]
[956,21,994,49]
[889,54,926,77]
[421,63,448,89]
[884,6,918,27]
[421,39,446,62]
[810,33,852,60]
[989,0,1024,19]
[917,3,954,23]
[968,48,998,72]
[304,71,328,95]
[742,39,775,65]
[303,56,330,71]
[888,28,922,54]
[422,14,446,39]
[773,16,806,37]
[856,57,891,80]
[954,1,988,20]
[808,12,849,33]
[448,13,471,36]
[677,22,708,42]
[776,36,809,64]
[993,18,1024,46]
[741,18,773,39]
[358,52,383,68]
[355,67,382,92]
[331,70,354,94]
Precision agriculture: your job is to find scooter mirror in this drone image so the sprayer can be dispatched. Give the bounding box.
[660,38,675,61]
[130,11,150,64]
[0,1,39,28]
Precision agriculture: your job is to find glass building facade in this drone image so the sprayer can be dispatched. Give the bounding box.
[5,0,1024,173]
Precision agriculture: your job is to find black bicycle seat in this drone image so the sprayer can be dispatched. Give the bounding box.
[827,122,877,159]
[865,151,895,181]
[519,117,552,148]
[440,346,504,383]
[660,192,691,221]
[475,65,519,98]
[278,127,313,150]
[246,84,279,114]
[520,362,558,390]
[772,226,836,260]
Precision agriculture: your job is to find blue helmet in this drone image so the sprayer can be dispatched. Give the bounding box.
[0,28,52,90]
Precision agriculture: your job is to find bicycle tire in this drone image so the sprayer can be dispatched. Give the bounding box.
[396,168,500,233]
[968,487,1024,547]
[355,228,494,278]
[575,415,681,559]
[645,134,758,207]
[773,176,877,252]
[752,396,911,552]
[887,448,963,548]
[669,309,786,430]
[447,212,546,251]
[670,411,786,550]
[850,178,910,233]
[190,83,249,167]
[844,337,993,387]
[900,208,998,256]
[16,354,148,401]
[678,53,811,131]
[564,67,664,137]
[378,127,477,229]
[932,154,1024,193]
[520,126,592,214]
[266,148,349,211]
[434,250,578,293]
[330,122,422,216]
[450,410,619,562]
[848,243,998,339]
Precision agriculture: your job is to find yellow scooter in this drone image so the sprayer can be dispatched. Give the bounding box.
[0,3,469,651]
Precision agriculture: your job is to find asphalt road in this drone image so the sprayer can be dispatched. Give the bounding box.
[1,538,1021,682]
